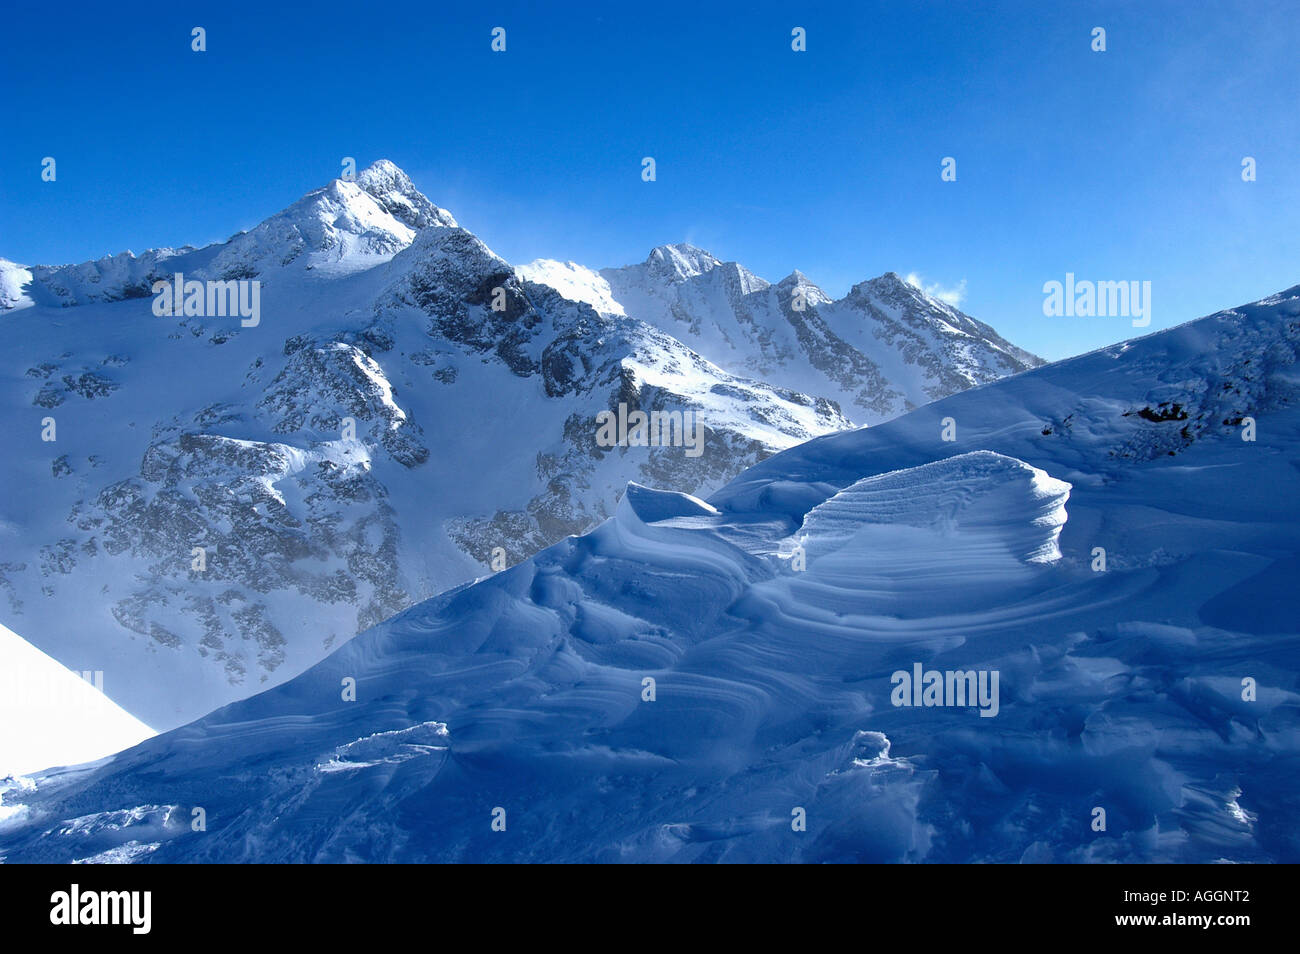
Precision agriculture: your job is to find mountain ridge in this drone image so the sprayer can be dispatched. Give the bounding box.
[522,242,1043,424]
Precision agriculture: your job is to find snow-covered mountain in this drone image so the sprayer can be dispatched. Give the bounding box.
[1,161,869,731]
[519,245,1042,423]
[1,283,1294,863]
[5,161,1039,736]
[6,162,458,309]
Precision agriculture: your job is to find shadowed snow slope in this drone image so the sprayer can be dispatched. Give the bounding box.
[0,288,1296,863]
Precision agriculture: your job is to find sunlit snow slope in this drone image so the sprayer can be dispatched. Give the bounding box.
[0,286,1295,863]
[0,623,153,777]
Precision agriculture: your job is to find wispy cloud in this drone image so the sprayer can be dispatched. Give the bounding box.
[904,272,967,307]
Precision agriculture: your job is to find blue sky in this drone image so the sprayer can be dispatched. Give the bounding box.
[2,0,1296,360]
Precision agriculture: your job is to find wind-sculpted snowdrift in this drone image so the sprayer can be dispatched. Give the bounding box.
[797,451,1070,563]
[1,281,1297,863]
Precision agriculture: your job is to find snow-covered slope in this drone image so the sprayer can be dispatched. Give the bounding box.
[0,622,153,778]
[0,162,859,730]
[1,284,1294,863]
[521,245,1043,423]
[0,259,34,312]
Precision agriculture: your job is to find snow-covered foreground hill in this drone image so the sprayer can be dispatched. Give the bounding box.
[1,284,1295,863]
[0,161,1035,733]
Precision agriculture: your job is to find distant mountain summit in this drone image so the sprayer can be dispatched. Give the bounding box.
[352,158,459,231]
[522,246,1042,424]
[6,163,460,310]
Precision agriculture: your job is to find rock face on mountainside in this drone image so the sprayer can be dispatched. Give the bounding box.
[0,161,1035,730]
[0,283,1295,863]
